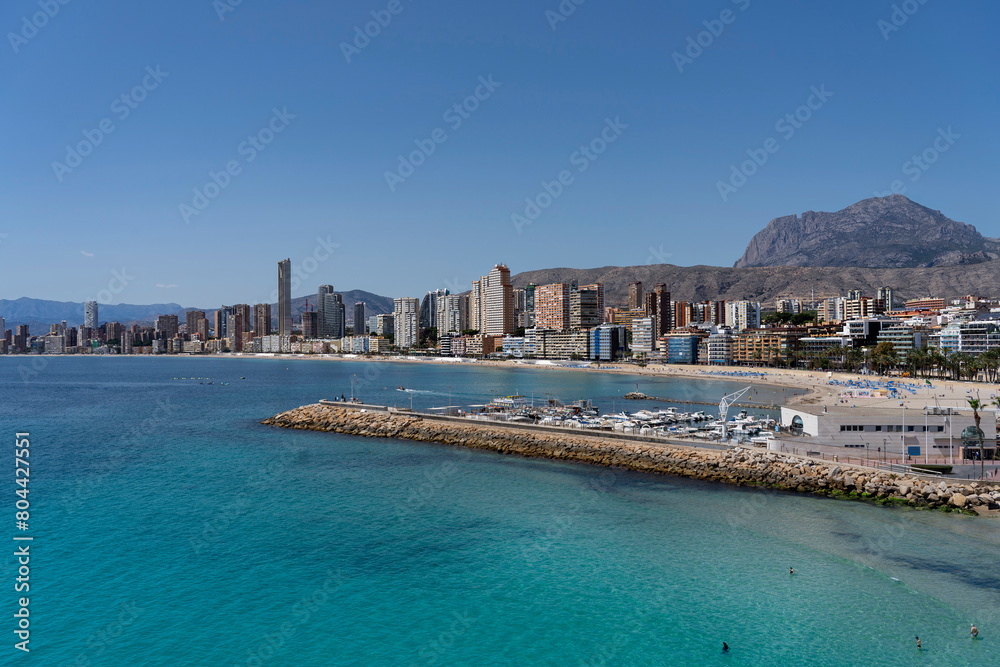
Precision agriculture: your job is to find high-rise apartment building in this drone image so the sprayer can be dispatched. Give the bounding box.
[253,303,272,335]
[394,298,420,348]
[231,304,252,333]
[186,310,207,340]
[536,283,571,331]
[628,282,643,311]
[725,301,761,331]
[155,314,179,340]
[353,302,366,334]
[84,301,98,329]
[437,295,466,335]
[877,287,894,311]
[570,283,604,329]
[278,259,292,337]
[644,284,671,335]
[215,306,232,339]
[420,289,448,330]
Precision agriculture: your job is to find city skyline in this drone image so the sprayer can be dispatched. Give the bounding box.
[3,1,997,306]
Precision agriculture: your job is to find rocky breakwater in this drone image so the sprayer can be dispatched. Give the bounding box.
[262,404,1000,515]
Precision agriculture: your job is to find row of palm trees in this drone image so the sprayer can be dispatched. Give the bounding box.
[785,344,1000,382]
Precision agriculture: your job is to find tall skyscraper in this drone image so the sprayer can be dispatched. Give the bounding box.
[278,259,292,337]
[321,291,344,339]
[437,295,466,335]
[394,297,420,348]
[215,306,232,339]
[231,304,252,333]
[536,283,571,330]
[186,310,207,340]
[485,264,513,336]
[84,301,98,329]
[353,302,366,334]
[253,303,272,335]
[644,284,671,336]
[628,282,643,311]
[317,285,333,334]
[570,283,604,329]
[420,289,449,330]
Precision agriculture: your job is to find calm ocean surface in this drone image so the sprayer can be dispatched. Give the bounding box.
[3,356,999,666]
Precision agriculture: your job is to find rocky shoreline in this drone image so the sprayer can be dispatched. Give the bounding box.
[262,404,1000,515]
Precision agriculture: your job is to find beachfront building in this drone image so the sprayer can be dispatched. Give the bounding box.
[876,325,923,358]
[665,333,699,364]
[524,328,589,360]
[84,301,98,329]
[393,298,419,348]
[631,317,655,355]
[706,327,734,365]
[590,324,626,361]
[277,259,292,340]
[780,405,993,460]
[502,335,525,358]
[734,328,809,366]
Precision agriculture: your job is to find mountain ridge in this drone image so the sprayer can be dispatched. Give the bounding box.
[734,195,1000,268]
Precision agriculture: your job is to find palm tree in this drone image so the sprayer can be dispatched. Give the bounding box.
[968,396,985,479]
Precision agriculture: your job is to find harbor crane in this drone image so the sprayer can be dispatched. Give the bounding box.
[719,386,752,440]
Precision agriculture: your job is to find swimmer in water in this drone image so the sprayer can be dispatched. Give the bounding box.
[971,624,978,639]
[722,642,729,653]
[789,567,794,575]
[915,636,921,650]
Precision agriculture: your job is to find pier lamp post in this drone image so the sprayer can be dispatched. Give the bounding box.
[866,442,870,466]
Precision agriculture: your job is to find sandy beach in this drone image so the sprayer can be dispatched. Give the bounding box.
[222,352,1000,413]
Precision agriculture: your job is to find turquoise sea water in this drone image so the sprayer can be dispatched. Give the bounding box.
[3,356,1000,666]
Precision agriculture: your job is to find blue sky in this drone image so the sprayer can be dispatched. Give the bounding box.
[2,0,997,307]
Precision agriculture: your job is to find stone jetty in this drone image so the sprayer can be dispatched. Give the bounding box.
[262,403,1000,515]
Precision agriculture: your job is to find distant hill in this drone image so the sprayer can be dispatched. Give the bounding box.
[0,298,200,333]
[734,195,1000,268]
[1,289,394,333]
[512,261,1000,307]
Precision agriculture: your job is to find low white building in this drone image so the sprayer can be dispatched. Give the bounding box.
[780,404,994,459]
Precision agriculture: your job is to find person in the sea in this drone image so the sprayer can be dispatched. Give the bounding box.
[915,636,921,650]
[789,567,794,575]
[722,642,729,653]
[971,624,978,639]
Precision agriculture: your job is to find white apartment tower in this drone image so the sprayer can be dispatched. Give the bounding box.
[394,297,420,348]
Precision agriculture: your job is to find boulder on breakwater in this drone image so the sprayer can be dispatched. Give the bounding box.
[262,404,1000,515]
